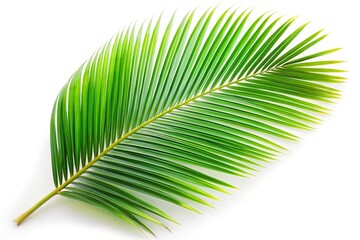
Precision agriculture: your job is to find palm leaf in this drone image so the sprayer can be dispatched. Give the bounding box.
[14,7,345,235]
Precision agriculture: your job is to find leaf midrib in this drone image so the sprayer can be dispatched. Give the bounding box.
[55,67,275,194]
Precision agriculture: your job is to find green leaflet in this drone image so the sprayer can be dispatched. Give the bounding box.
[16,7,344,235]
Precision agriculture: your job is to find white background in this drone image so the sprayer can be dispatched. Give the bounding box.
[1,0,359,239]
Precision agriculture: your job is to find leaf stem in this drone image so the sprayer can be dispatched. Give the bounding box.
[14,188,58,225]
